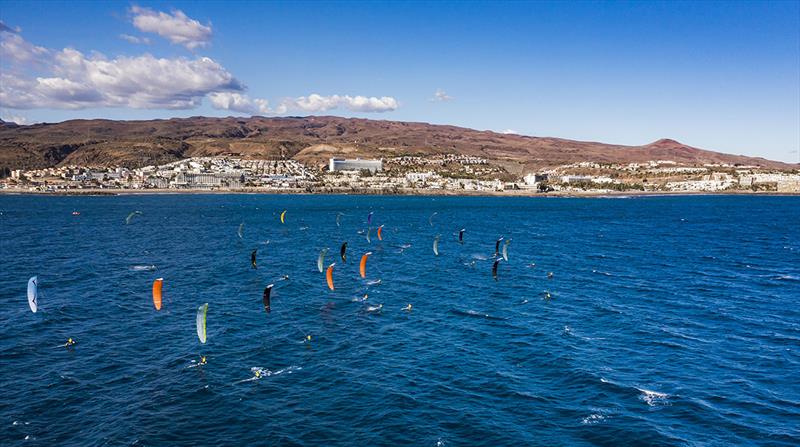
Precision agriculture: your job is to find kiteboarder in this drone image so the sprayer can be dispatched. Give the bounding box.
[403,304,412,312]
[251,249,258,269]
[64,338,76,348]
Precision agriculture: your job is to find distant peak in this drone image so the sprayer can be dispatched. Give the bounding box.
[649,138,683,147]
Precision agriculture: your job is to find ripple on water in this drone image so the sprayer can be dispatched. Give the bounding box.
[1,194,799,446]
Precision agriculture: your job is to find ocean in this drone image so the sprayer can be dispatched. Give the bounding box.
[1,194,798,446]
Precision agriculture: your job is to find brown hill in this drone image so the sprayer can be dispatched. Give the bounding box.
[0,116,794,173]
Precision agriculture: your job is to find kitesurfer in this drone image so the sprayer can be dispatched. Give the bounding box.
[251,249,257,269]
[64,338,76,348]
[403,304,412,312]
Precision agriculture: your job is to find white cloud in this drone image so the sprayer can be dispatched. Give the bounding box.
[210,93,398,116]
[280,94,398,113]
[0,28,399,115]
[1,48,243,109]
[0,28,48,63]
[431,89,452,102]
[0,21,22,34]
[130,6,212,50]
[119,34,151,45]
[0,113,29,125]
[501,129,519,135]
[208,92,272,115]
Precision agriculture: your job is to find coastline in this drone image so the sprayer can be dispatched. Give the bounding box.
[1,187,798,198]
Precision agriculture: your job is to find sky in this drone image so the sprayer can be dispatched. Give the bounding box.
[1,0,798,162]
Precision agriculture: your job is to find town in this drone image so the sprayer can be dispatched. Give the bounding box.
[2,155,799,194]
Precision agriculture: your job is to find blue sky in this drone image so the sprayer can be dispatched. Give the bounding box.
[1,1,798,162]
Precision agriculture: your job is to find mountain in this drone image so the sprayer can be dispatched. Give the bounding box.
[0,116,794,173]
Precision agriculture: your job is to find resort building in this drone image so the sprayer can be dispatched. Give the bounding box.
[329,158,383,173]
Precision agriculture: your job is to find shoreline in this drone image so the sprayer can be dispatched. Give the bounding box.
[1,187,798,198]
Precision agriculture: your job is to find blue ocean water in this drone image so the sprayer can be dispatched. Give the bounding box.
[1,194,799,446]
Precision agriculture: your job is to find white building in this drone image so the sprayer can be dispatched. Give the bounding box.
[329,158,383,173]
[405,171,440,183]
[523,173,549,186]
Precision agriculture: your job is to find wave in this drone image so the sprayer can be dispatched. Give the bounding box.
[234,366,302,384]
[773,274,799,282]
[581,412,607,425]
[129,264,156,271]
[638,388,671,406]
[450,308,507,321]
[599,378,671,407]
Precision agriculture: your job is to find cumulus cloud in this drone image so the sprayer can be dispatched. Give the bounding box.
[1,48,243,109]
[210,93,398,116]
[280,94,398,113]
[1,27,48,63]
[130,6,212,50]
[501,129,519,135]
[119,34,151,45]
[0,21,21,34]
[0,27,399,115]
[0,113,29,124]
[208,92,273,115]
[431,89,452,102]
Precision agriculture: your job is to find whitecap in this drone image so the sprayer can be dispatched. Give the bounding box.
[235,366,301,384]
[365,304,383,313]
[129,265,157,271]
[638,388,670,406]
[774,274,799,281]
[581,413,606,425]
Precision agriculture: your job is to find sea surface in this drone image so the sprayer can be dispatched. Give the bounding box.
[1,194,799,446]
